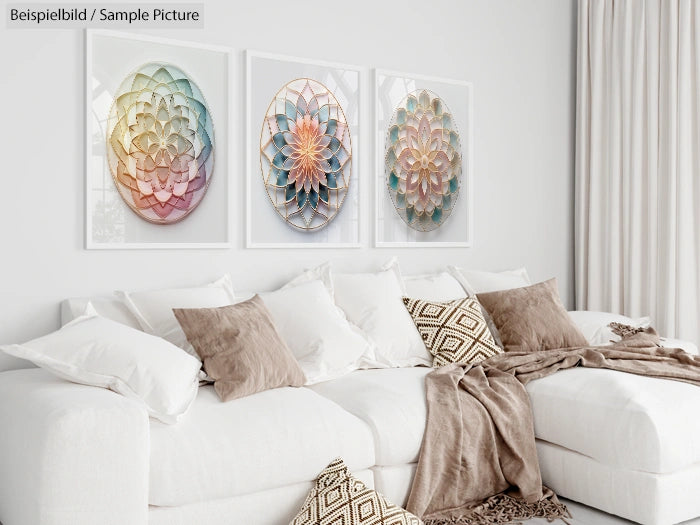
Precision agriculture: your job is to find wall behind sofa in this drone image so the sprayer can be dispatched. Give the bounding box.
[0,0,577,343]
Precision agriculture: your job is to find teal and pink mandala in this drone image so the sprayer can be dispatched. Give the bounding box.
[385,89,462,232]
[260,78,352,231]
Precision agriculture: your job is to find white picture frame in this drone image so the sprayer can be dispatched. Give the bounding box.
[86,30,233,249]
[374,69,474,248]
[246,50,365,249]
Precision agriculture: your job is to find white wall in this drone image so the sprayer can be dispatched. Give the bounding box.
[0,0,577,343]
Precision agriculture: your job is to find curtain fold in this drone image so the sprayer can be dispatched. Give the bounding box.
[576,0,700,343]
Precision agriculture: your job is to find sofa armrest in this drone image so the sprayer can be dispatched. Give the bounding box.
[567,311,699,355]
[0,368,149,525]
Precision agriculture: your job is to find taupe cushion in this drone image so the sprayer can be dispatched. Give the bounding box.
[291,458,423,525]
[477,278,587,353]
[173,295,305,402]
[402,297,502,367]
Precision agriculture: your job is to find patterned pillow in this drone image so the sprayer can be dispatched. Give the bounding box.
[402,296,502,367]
[291,458,422,525]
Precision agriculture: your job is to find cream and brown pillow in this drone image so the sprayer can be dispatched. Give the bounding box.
[291,458,422,525]
[173,295,306,402]
[476,278,588,353]
[402,296,502,367]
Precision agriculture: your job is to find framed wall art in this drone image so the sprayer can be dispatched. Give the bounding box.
[246,50,364,248]
[86,30,232,249]
[374,69,473,248]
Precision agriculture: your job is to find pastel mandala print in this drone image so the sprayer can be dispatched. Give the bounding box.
[107,63,214,224]
[260,78,352,231]
[385,89,462,232]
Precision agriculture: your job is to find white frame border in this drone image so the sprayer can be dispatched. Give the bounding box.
[245,50,365,249]
[373,68,474,248]
[85,29,234,250]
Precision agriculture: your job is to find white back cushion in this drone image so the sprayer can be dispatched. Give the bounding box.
[116,275,235,359]
[61,296,141,329]
[403,272,466,301]
[333,262,430,368]
[448,266,531,295]
[260,279,373,384]
[282,261,335,297]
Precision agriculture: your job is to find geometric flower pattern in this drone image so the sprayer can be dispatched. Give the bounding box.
[107,63,214,224]
[260,78,352,231]
[385,90,461,232]
[291,458,423,525]
[402,297,501,368]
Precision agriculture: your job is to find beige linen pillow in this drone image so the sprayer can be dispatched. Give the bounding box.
[290,458,423,525]
[173,296,306,402]
[476,278,587,353]
[402,297,502,367]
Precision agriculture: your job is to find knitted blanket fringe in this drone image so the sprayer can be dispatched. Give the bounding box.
[608,322,651,339]
[422,491,571,525]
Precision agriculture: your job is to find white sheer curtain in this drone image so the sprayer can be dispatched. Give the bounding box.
[575,0,700,343]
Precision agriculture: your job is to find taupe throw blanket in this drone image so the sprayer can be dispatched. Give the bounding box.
[406,337,700,524]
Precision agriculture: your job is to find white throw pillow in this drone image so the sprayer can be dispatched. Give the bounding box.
[567,311,651,346]
[259,279,374,384]
[117,275,235,359]
[0,308,201,424]
[332,261,431,367]
[403,271,467,301]
[281,261,334,297]
[448,266,531,295]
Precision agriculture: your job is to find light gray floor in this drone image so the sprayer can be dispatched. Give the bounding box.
[525,498,700,525]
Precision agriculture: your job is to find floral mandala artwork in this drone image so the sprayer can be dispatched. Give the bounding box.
[107,63,214,224]
[260,78,352,231]
[385,89,462,232]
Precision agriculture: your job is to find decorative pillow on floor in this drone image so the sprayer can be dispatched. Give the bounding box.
[477,278,588,353]
[402,297,502,367]
[174,295,306,402]
[290,458,423,525]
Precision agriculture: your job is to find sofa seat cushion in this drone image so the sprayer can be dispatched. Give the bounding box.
[149,470,376,525]
[149,385,375,507]
[527,367,700,474]
[309,368,431,466]
[310,363,700,476]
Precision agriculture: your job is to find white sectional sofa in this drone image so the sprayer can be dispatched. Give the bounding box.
[0,269,698,525]
[1,333,698,525]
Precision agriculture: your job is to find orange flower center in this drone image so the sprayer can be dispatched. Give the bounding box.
[294,117,323,179]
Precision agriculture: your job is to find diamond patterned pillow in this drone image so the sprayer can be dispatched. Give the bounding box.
[402,296,502,367]
[290,458,423,525]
